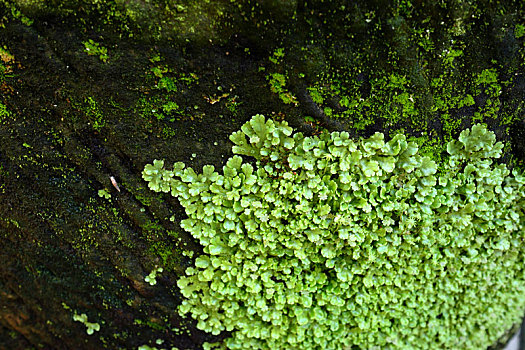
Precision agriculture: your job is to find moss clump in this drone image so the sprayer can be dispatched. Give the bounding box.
[82,39,109,63]
[72,312,100,335]
[144,115,525,349]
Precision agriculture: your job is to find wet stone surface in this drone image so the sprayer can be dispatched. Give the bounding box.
[0,0,524,349]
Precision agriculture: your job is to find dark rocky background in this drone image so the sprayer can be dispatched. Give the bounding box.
[0,0,524,349]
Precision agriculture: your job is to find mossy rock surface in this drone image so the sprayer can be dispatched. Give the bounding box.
[0,0,524,349]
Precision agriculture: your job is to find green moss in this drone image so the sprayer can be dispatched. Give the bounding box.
[83,39,109,63]
[252,1,524,150]
[0,216,21,229]
[225,95,242,117]
[144,267,163,286]
[67,96,107,132]
[304,72,422,130]
[134,318,168,332]
[85,97,106,131]
[144,115,525,349]
[136,61,200,126]
[515,24,525,38]
[98,189,111,200]
[132,190,154,207]
[266,72,297,105]
[409,132,447,172]
[0,102,11,123]
[4,1,33,26]
[268,48,284,64]
[73,312,100,335]
[148,240,181,272]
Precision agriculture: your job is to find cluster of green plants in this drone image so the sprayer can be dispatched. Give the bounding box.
[305,73,420,130]
[145,266,163,286]
[82,39,109,63]
[72,312,100,335]
[81,96,106,131]
[264,48,298,106]
[143,115,525,349]
[300,50,512,137]
[0,103,9,125]
[0,46,15,83]
[0,0,33,26]
[266,72,297,106]
[136,54,200,124]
